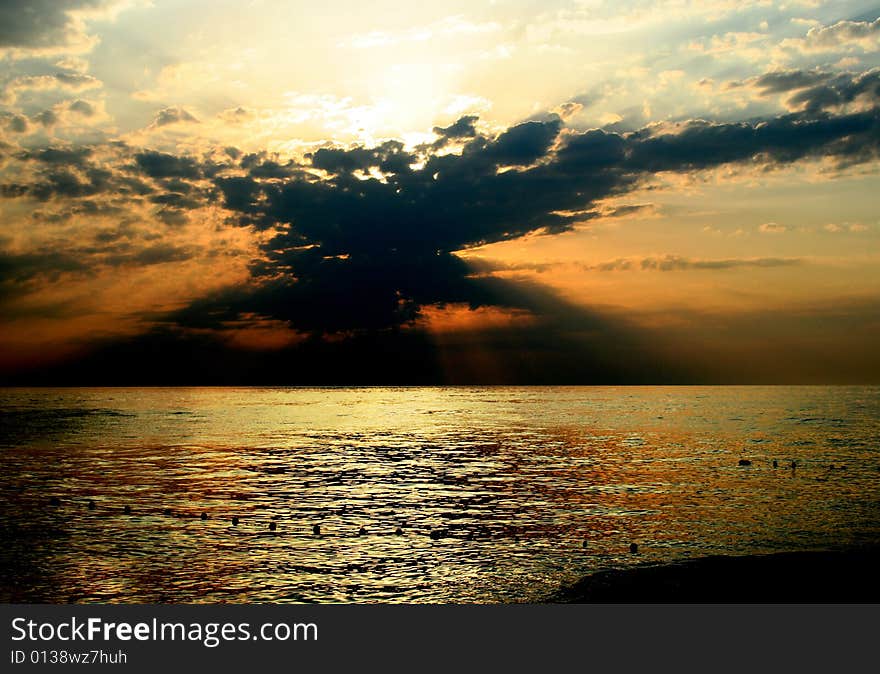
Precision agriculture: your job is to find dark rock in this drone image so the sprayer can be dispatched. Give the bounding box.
[738,459,752,466]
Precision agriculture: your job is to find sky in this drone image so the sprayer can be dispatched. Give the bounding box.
[1,0,879,383]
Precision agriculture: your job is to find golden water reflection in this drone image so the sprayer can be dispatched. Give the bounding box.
[1,386,879,602]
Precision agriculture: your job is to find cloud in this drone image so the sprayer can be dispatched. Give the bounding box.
[148,97,879,343]
[470,255,803,274]
[68,99,95,116]
[1,72,102,104]
[9,94,869,338]
[218,106,256,124]
[0,250,89,285]
[432,115,479,145]
[0,1,138,60]
[759,222,786,233]
[3,62,880,382]
[751,70,830,95]
[687,30,766,57]
[822,222,869,233]
[308,141,413,175]
[152,107,199,127]
[133,150,202,179]
[2,113,29,134]
[635,255,801,271]
[0,1,105,55]
[625,108,880,172]
[783,17,880,54]
[749,68,880,113]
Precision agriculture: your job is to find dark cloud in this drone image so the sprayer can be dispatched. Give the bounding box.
[33,109,58,127]
[53,71,100,88]
[154,208,189,227]
[32,198,126,222]
[153,107,199,127]
[0,238,194,299]
[753,70,831,94]
[169,101,880,344]
[0,0,109,51]
[308,140,414,175]
[555,129,626,171]
[214,175,261,215]
[431,115,479,148]
[17,146,93,165]
[148,192,202,209]
[239,153,300,179]
[134,151,202,179]
[4,114,29,133]
[0,250,89,284]
[24,167,111,201]
[477,118,562,166]
[434,114,479,139]
[68,99,95,116]
[787,69,880,113]
[751,69,880,113]
[104,243,193,267]
[626,108,880,171]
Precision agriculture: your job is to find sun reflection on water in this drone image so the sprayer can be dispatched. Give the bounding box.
[1,386,879,603]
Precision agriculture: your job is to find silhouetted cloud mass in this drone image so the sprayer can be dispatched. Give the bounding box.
[3,78,880,382]
[176,104,879,342]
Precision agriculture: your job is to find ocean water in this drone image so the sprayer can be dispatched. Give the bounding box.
[1,386,879,603]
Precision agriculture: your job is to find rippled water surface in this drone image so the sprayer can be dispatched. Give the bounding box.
[2,386,879,603]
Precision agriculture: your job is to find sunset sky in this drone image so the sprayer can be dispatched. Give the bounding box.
[1,0,879,383]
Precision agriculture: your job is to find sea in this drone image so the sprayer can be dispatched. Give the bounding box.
[1,386,879,603]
